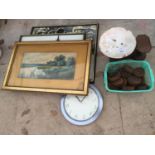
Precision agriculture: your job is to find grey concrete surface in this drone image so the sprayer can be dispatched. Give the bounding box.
[0,19,155,135]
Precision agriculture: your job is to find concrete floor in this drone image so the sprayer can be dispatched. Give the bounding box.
[0,19,155,135]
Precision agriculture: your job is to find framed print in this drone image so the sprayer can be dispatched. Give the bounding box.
[2,41,91,95]
[20,33,85,42]
[31,24,99,83]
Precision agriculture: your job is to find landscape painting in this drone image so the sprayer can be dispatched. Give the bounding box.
[18,52,76,80]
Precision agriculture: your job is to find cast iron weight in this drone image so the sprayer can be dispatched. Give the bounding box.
[136,34,152,53]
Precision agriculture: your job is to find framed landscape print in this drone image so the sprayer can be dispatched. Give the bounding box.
[2,41,91,95]
[31,24,99,83]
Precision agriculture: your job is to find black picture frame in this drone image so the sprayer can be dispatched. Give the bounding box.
[31,24,99,83]
[19,33,85,42]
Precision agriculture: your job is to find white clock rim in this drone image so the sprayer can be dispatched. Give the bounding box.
[60,84,103,126]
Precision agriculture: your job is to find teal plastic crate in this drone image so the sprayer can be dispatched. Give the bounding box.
[104,60,154,93]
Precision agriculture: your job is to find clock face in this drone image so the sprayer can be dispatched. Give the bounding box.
[60,85,103,125]
[64,88,98,121]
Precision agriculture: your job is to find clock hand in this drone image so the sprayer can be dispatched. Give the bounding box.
[75,96,86,103]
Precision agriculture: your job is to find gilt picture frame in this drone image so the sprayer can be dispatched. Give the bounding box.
[31,24,99,83]
[2,41,91,95]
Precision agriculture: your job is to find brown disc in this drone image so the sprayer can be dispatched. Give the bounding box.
[123,78,128,86]
[111,78,124,87]
[133,67,145,77]
[108,83,119,90]
[108,71,121,82]
[127,75,142,86]
[122,65,134,74]
[122,85,135,91]
[136,84,149,90]
[120,70,132,78]
[136,35,152,53]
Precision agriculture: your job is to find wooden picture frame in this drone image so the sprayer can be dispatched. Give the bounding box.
[2,41,91,95]
[31,24,99,83]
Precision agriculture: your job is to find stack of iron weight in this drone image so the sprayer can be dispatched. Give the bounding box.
[109,34,152,62]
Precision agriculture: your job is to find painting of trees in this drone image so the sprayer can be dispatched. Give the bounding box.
[46,55,75,67]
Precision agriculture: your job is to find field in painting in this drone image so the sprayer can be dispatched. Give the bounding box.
[18,52,76,80]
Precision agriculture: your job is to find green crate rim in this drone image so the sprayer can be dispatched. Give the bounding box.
[103,60,155,93]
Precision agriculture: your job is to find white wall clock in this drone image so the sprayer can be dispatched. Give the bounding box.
[60,85,103,125]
